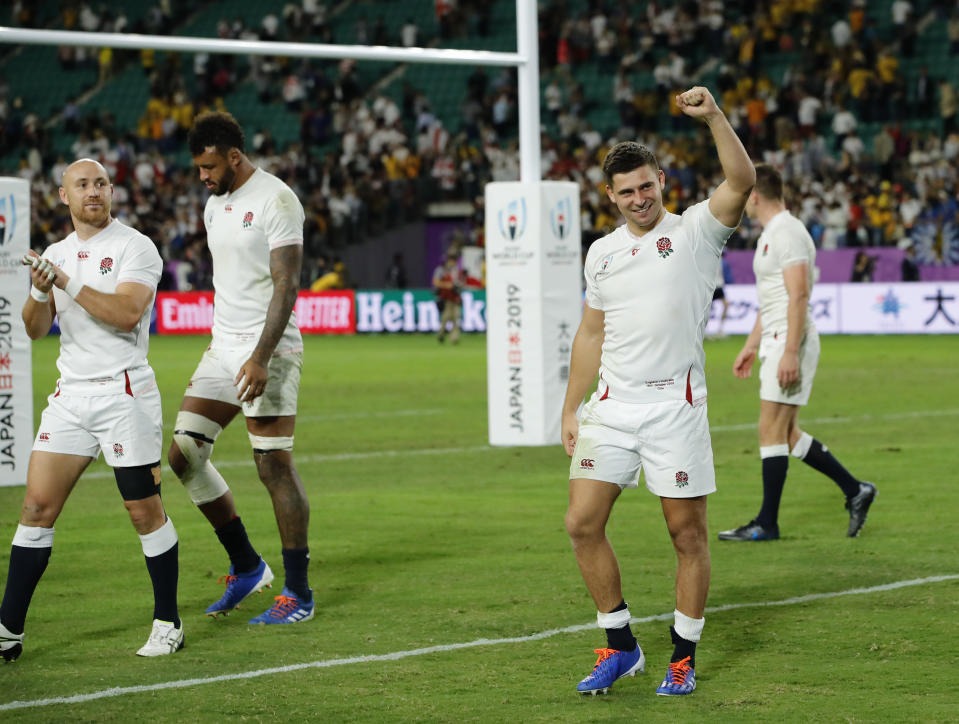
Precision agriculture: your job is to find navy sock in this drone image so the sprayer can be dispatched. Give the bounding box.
[0,545,52,635]
[281,547,311,601]
[145,543,180,628]
[670,625,697,667]
[215,516,261,574]
[800,439,861,498]
[756,456,788,529]
[604,601,637,652]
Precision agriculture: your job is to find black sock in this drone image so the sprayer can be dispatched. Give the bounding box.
[800,439,861,498]
[670,625,696,667]
[756,456,788,529]
[603,600,637,652]
[0,545,52,635]
[281,547,311,601]
[145,543,180,628]
[215,516,261,574]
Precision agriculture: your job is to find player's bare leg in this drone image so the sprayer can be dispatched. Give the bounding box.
[1,452,90,660]
[169,397,270,616]
[246,414,314,625]
[658,495,709,695]
[567,479,643,694]
[566,479,623,612]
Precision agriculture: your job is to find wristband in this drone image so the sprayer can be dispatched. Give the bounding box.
[65,277,84,299]
[30,286,50,303]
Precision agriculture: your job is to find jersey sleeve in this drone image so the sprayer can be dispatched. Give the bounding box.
[775,223,811,269]
[684,199,736,258]
[116,234,162,289]
[583,246,603,311]
[262,185,305,249]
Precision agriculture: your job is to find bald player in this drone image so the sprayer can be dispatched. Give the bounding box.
[0,159,180,661]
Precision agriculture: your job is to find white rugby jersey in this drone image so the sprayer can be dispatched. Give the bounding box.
[44,218,162,394]
[584,200,735,405]
[203,168,305,350]
[752,210,816,339]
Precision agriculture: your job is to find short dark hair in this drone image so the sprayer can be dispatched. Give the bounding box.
[188,111,246,156]
[602,142,660,185]
[753,163,784,202]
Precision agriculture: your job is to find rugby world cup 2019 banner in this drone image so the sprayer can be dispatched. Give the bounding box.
[155,290,357,334]
[0,178,30,486]
[485,182,583,447]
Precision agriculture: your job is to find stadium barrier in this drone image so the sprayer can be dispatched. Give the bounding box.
[153,282,959,337]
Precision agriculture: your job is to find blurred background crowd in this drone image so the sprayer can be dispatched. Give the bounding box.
[2,0,958,289]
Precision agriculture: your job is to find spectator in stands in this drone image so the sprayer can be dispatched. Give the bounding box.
[901,245,921,281]
[851,250,877,281]
[401,18,419,47]
[385,252,408,289]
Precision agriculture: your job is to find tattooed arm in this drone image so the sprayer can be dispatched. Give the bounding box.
[234,243,303,403]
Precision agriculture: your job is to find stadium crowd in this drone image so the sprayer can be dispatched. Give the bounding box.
[3,0,959,290]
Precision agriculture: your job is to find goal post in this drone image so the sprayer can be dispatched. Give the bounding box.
[0,0,582,449]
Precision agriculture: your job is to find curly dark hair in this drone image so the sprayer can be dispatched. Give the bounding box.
[602,141,660,185]
[188,111,246,156]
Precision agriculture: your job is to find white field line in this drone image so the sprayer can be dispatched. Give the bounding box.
[75,407,959,481]
[1,574,956,713]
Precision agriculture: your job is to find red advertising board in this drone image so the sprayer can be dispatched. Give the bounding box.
[155,290,356,335]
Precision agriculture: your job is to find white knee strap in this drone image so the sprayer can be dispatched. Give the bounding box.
[12,524,55,549]
[173,411,230,505]
[249,434,294,453]
[791,432,814,459]
[139,517,178,557]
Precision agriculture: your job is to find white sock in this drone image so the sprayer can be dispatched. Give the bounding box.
[673,609,704,642]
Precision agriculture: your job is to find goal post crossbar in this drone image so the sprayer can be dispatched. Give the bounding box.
[0,26,524,67]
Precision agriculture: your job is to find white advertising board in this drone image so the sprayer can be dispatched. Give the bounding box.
[0,178,31,486]
[485,182,582,446]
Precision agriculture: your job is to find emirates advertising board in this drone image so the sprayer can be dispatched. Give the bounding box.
[0,178,31,486]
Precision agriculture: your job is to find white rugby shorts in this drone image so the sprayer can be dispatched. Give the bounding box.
[185,343,303,417]
[569,396,716,498]
[758,327,820,406]
[33,383,163,467]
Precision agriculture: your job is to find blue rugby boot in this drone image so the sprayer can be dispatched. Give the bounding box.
[205,558,274,617]
[656,656,696,696]
[248,588,315,625]
[576,646,645,695]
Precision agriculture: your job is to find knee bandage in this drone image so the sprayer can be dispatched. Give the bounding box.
[173,411,230,505]
[248,434,294,454]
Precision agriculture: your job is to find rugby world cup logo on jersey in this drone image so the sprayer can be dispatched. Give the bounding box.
[99,257,114,275]
[242,211,254,229]
[498,198,527,242]
[656,237,674,258]
[549,197,572,240]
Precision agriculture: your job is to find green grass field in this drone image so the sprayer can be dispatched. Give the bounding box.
[1,333,957,722]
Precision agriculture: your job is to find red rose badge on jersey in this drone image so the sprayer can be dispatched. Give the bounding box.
[675,471,689,488]
[242,211,254,228]
[99,257,114,275]
[656,237,674,258]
